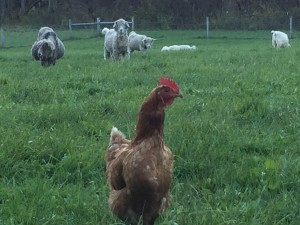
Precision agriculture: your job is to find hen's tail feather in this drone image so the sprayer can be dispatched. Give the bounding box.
[106,127,130,180]
[109,127,128,146]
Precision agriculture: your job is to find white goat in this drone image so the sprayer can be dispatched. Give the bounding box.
[161,45,196,51]
[31,27,65,66]
[128,31,156,53]
[104,18,130,60]
[271,30,291,48]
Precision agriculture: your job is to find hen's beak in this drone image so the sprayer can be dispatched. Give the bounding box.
[176,92,183,98]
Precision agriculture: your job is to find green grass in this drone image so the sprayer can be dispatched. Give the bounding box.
[0,29,299,225]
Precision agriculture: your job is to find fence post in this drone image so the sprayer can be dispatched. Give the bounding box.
[131,16,135,30]
[289,16,293,37]
[1,28,5,48]
[69,19,72,31]
[96,17,101,30]
[206,16,209,38]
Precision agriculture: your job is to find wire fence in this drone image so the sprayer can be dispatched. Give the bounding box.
[131,15,299,30]
[0,16,299,48]
[68,17,135,31]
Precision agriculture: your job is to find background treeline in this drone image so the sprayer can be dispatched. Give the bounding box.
[1,0,300,29]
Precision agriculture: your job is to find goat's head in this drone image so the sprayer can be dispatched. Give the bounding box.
[143,37,156,49]
[38,40,56,67]
[113,18,130,36]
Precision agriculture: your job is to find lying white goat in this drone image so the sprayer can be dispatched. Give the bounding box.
[161,45,196,51]
[104,18,130,60]
[31,27,65,66]
[271,30,291,48]
[128,31,156,53]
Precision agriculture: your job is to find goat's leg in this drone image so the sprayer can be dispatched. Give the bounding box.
[124,49,130,60]
[104,48,110,60]
[112,49,119,61]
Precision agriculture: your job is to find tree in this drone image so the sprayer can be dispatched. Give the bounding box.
[0,0,300,28]
[20,0,26,16]
[0,0,6,20]
[48,0,57,13]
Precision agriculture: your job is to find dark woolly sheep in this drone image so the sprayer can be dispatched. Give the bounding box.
[31,27,65,67]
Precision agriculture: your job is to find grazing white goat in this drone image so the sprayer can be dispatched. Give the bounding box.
[271,30,291,48]
[31,27,65,66]
[104,18,130,60]
[128,31,156,53]
[161,45,196,51]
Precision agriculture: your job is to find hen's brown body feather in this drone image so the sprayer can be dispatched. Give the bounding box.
[105,82,181,225]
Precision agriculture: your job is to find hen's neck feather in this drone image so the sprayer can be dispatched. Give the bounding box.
[131,88,165,146]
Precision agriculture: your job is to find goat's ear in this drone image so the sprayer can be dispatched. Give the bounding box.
[113,22,117,30]
[126,22,130,28]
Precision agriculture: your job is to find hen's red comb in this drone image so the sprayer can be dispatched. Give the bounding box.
[159,77,179,92]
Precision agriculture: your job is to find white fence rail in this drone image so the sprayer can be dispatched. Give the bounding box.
[68,17,135,31]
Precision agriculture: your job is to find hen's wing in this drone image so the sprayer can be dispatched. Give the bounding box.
[106,127,131,190]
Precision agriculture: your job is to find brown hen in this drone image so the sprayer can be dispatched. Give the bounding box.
[105,77,182,225]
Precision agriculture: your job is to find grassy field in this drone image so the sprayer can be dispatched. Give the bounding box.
[0,29,299,225]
